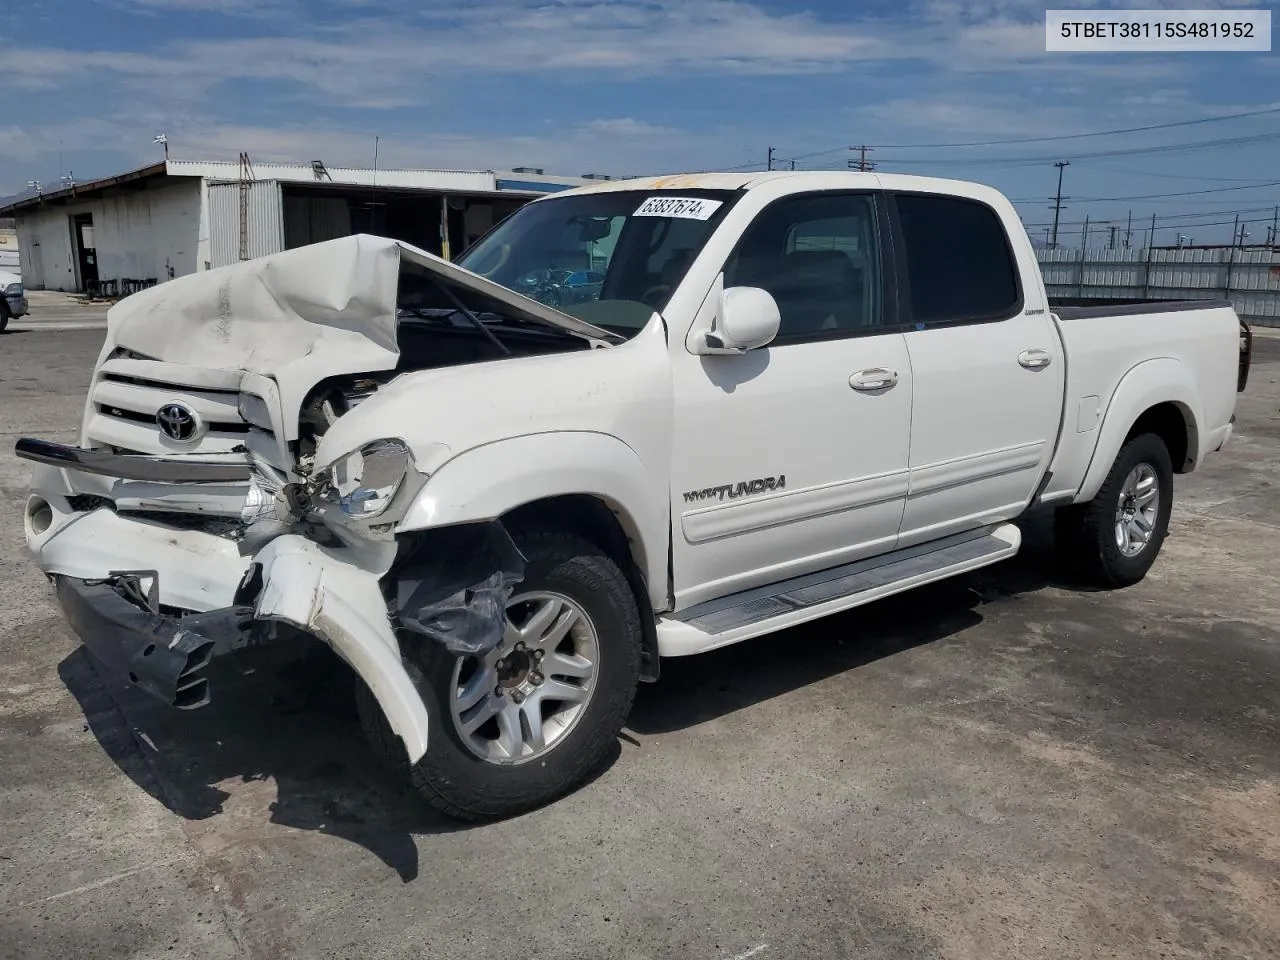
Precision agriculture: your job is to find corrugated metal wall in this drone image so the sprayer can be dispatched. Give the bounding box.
[1038,246,1280,326]
[208,180,284,268]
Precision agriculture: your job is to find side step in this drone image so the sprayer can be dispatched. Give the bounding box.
[656,524,1021,657]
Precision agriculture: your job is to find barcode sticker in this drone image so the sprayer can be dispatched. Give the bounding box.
[633,196,724,220]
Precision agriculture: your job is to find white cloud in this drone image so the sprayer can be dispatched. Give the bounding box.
[577,118,680,137]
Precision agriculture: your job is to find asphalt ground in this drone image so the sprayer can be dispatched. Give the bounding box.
[0,327,1277,960]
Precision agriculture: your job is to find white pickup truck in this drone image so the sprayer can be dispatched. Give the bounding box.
[18,172,1252,820]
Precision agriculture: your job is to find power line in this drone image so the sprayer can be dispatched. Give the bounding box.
[1081,164,1278,184]
[874,131,1280,167]
[1012,179,1280,205]
[865,105,1280,149]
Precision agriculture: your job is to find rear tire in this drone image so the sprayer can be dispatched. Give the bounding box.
[358,528,642,822]
[1054,432,1174,588]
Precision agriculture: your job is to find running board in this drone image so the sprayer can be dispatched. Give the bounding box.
[656,524,1021,658]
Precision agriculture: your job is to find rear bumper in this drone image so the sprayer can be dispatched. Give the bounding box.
[55,575,239,708]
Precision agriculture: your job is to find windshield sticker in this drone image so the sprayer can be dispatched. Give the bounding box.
[633,196,724,221]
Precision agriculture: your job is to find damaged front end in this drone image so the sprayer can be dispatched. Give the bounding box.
[21,423,530,766]
[16,234,607,764]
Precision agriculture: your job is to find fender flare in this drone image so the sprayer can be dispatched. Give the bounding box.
[398,431,667,610]
[1076,357,1202,503]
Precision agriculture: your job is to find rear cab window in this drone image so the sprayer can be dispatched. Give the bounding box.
[891,193,1022,326]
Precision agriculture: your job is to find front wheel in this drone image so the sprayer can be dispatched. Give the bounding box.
[0,302,9,333]
[1054,432,1174,588]
[358,529,642,821]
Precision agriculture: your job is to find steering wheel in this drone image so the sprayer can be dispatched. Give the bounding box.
[474,243,511,279]
[640,284,672,308]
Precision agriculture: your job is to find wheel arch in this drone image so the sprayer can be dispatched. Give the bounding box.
[1076,358,1202,503]
[396,431,668,677]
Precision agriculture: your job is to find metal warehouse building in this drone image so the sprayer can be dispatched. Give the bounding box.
[0,159,604,292]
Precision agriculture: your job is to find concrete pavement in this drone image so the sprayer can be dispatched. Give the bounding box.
[0,330,1276,960]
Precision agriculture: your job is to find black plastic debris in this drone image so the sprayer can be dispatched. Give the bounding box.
[394,522,526,657]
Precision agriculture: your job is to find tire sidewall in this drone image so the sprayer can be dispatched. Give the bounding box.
[406,537,641,814]
[1096,434,1174,583]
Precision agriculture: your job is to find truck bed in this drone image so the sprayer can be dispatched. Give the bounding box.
[1038,298,1245,506]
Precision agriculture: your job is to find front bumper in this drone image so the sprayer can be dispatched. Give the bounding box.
[54,574,250,709]
[28,496,431,764]
[5,293,26,319]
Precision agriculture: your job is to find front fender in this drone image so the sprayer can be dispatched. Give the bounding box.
[254,534,431,764]
[1077,357,1202,502]
[398,431,666,610]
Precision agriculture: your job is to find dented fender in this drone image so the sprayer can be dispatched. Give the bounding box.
[397,432,668,611]
[253,535,431,764]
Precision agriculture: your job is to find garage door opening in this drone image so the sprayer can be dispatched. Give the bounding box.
[280,184,527,261]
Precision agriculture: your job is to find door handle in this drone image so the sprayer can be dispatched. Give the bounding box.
[1018,349,1052,370]
[849,368,899,391]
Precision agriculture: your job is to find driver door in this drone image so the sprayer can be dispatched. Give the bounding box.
[667,191,914,610]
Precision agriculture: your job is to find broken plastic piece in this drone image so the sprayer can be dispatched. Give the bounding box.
[394,522,526,657]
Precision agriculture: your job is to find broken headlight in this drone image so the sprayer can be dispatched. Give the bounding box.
[318,439,412,519]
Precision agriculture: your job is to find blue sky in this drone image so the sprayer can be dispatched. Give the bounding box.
[3,0,1278,243]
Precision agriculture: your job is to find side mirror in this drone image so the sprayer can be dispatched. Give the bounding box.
[692,286,780,355]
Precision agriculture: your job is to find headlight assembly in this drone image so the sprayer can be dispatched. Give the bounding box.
[319,439,412,520]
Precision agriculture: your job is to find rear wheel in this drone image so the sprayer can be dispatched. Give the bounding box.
[357,529,642,821]
[1054,432,1174,588]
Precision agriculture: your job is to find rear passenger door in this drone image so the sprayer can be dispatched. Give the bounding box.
[889,191,1064,547]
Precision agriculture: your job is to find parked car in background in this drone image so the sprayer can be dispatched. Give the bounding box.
[0,270,26,331]
[557,269,606,305]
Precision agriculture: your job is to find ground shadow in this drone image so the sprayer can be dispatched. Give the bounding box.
[59,512,1089,877]
[58,638,445,882]
[630,510,1101,734]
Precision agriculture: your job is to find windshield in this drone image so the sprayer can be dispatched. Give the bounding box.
[456,189,738,338]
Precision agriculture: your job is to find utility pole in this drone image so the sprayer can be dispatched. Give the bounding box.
[1108,225,1117,250]
[1125,210,1132,248]
[1270,205,1279,248]
[767,146,775,171]
[1148,213,1156,249]
[848,145,874,171]
[1231,213,1241,248]
[1049,160,1069,248]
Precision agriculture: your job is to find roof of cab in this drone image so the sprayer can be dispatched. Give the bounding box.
[544,170,982,199]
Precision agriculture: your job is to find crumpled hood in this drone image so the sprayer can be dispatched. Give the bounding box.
[96,234,620,437]
[107,234,404,373]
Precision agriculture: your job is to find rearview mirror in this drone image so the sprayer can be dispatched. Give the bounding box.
[692,286,781,355]
[577,218,613,243]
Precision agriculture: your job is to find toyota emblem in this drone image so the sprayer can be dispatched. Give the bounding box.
[157,402,201,443]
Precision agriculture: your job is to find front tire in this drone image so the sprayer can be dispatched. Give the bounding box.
[1054,432,1174,588]
[0,302,10,333]
[358,529,642,821]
